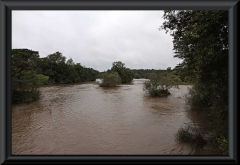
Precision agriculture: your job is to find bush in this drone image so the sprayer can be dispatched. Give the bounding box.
[12,90,40,104]
[144,81,170,97]
[143,71,183,97]
[175,123,207,147]
[185,86,208,108]
[99,72,122,87]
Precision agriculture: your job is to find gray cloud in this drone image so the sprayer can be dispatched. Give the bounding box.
[12,10,182,72]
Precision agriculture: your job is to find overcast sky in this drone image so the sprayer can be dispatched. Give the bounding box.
[12,10,182,72]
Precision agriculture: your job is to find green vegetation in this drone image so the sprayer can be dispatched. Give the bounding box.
[144,71,171,97]
[38,52,99,84]
[132,68,191,84]
[110,61,134,83]
[132,69,157,79]
[99,61,134,87]
[99,72,122,87]
[175,123,207,147]
[162,10,228,154]
[144,80,170,97]
[143,68,190,97]
[12,49,99,104]
[12,49,49,103]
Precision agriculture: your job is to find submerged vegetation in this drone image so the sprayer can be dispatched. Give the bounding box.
[99,61,134,87]
[162,10,228,154]
[144,80,170,97]
[143,69,188,97]
[175,123,207,147]
[100,72,122,87]
[143,72,172,97]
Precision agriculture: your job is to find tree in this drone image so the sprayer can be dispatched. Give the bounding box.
[143,70,179,97]
[12,49,49,103]
[47,51,66,64]
[161,10,228,102]
[161,10,228,153]
[66,58,74,65]
[100,72,122,87]
[39,52,99,84]
[110,61,134,83]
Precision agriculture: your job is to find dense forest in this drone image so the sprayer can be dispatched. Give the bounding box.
[161,10,228,154]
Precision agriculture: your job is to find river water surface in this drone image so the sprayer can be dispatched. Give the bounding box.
[12,79,221,155]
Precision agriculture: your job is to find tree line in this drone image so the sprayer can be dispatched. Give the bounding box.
[12,49,99,103]
[98,67,191,83]
[12,49,189,103]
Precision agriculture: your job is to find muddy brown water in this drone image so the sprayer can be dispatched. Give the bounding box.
[12,79,222,155]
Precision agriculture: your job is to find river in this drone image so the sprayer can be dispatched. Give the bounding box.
[12,79,221,155]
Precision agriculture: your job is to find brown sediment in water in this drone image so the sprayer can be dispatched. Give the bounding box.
[12,79,221,155]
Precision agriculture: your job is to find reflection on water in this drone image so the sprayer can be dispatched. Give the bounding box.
[12,79,221,155]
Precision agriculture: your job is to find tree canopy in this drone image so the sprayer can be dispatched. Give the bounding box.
[99,61,134,87]
[100,72,122,87]
[110,61,134,83]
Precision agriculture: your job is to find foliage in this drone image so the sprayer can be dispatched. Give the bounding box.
[144,81,170,97]
[175,123,207,147]
[100,72,122,87]
[185,85,209,108]
[161,10,228,108]
[12,90,41,104]
[36,74,49,85]
[143,70,181,97]
[131,68,191,85]
[110,61,134,83]
[131,69,158,79]
[12,49,99,104]
[37,52,99,84]
[12,49,49,104]
[98,61,134,87]
[161,10,228,153]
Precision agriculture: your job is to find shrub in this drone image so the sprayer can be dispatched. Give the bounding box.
[185,86,208,108]
[175,123,207,147]
[12,90,40,104]
[99,72,122,87]
[144,81,170,97]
